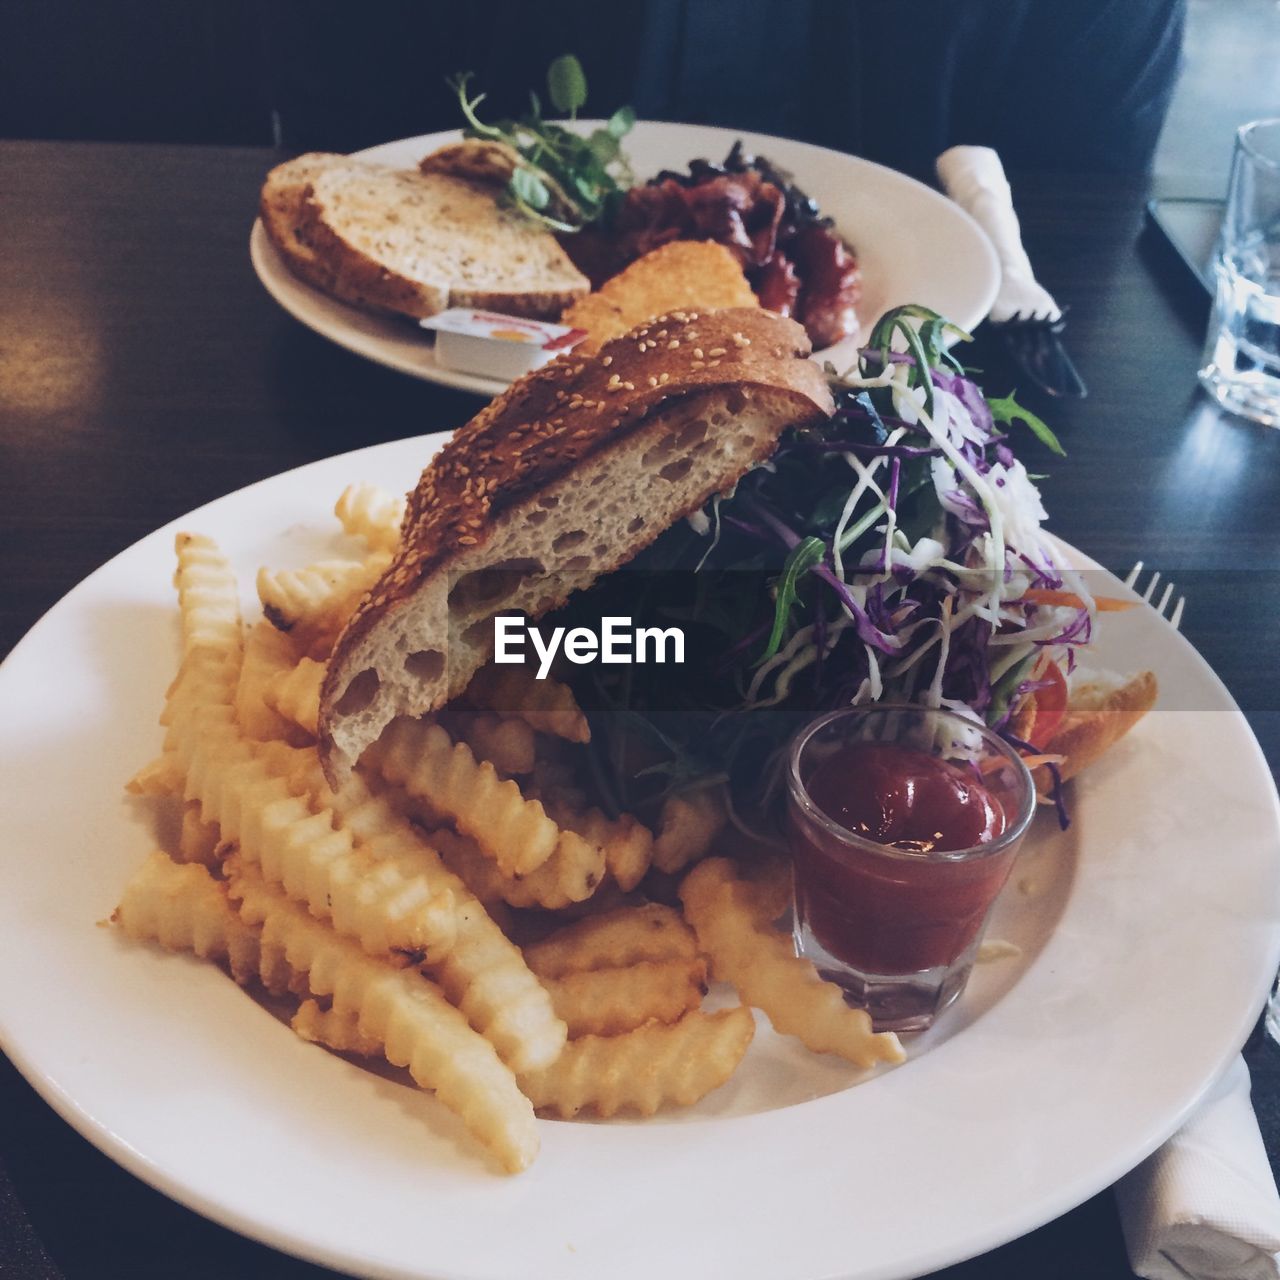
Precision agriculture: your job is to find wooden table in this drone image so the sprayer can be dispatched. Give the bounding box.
[2,140,1278,1280]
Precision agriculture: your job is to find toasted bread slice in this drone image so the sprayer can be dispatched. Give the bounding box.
[564,242,761,353]
[259,152,347,293]
[318,308,834,782]
[1039,669,1158,787]
[419,138,520,187]
[297,162,589,320]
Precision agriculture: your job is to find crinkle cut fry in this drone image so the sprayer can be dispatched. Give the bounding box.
[652,784,727,875]
[547,801,653,894]
[679,858,905,1069]
[448,710,536,777]
[428,823,603,911]
[228,861,539,1175]
[519,1007,755,1119]
[256,552,391,653]
[169,534,456,965]
[334,482,405,554]
[293,998,383,1056]
[368,717,595,879]
[253,739,567,1075]
[464,663,591,743]
[542,958,706,1038]
[237,620,309,743]
[113,852,295,993]
[523,904,699,979]
[264,655,326,739]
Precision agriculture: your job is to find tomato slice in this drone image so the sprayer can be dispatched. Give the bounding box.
[1027,659,1068,750]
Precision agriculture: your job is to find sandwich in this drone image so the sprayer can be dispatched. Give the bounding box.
[319,306,834,782]
[317,302,1154,828]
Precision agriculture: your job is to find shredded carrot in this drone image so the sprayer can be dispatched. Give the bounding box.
[981,752,1066,777]
[1021,589,1137,612]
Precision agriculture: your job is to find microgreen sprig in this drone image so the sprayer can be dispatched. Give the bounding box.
[448,54,635,232]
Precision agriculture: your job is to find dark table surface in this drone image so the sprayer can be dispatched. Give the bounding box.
[2,139,1279,1280]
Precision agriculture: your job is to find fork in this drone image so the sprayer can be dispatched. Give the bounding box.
[1123,561,1185,630]
[993,309,1089,400]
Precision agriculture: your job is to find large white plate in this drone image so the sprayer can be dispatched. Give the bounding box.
[2,434,1279,1280]
[249,122,1000,395]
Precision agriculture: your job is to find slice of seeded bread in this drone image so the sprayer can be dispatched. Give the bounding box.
[296,162,590,320]
[259,152,347,293]
[317,307,834,782]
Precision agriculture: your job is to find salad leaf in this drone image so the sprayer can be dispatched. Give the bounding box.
[546,53,588,116]
[762,537,825,661]
[988,391,1066,456]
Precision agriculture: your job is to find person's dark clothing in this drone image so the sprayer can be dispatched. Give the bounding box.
[266,0,1185,177]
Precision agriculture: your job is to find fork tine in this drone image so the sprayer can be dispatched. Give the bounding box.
[1156,581,1175,616]
[1124,561,1143,589]
[1141,571,1162,604]
[1169,596,1185,631]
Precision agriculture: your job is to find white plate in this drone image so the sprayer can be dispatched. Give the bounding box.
[2,435,1278,1280]
[249,122,1000,396]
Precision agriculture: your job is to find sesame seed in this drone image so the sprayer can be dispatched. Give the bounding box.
[458,535,477,546]
[648,376,658,387]
[708,359,721,367]
[623,381,635,390]
[601,355,612,367]
[668,340,680,350]
[691,360,706,369]
[693,348,704,359]
[708,347,727,357]
[659,371,670,383]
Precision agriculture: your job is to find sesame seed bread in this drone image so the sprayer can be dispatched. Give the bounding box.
[296,161,590,320]
[318,308,834,782]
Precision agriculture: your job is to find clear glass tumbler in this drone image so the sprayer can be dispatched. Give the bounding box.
[1199,118,1280,428]
[786,704,1035,1033]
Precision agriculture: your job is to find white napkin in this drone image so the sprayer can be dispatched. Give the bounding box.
[1115,1056,1280,1280]
[935,146,1061,324]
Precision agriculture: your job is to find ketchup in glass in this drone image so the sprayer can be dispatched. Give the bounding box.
[787,706,1034,1029]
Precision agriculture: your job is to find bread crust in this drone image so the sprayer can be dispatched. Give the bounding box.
[259,152,346,292]
[318,308,833,780]
[297,163,588,321]
[1039,669,1158,788]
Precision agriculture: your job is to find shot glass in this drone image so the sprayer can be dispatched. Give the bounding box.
[786,704,1035,1033]
[1199,118,1280,428]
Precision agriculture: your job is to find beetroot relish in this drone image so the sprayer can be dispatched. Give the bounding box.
[790,741,1016,974]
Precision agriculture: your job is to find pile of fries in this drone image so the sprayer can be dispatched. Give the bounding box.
[117,484,903,1174]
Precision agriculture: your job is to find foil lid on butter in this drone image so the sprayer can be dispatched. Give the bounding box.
[421,309,587,381]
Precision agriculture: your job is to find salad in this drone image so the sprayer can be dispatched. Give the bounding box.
[555,306,1089,835]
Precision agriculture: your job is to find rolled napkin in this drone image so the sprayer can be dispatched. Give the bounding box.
[935,145,1061,323]
[1115,1056,1280,1280]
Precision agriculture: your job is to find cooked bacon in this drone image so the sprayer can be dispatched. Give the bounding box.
[790,223,862,350]
[579,148,862,350]
[754,252,800,318]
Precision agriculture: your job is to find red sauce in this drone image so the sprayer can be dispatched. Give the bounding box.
[790,741,1016,975]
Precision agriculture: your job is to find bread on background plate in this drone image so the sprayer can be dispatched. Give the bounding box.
[259,154,590,321]
[318,307,834,782]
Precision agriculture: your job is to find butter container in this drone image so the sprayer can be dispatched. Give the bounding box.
[421,309,587,381]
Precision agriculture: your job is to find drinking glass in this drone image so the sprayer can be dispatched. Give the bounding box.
[1199,118,1280,427]
[786,704,1035,1034]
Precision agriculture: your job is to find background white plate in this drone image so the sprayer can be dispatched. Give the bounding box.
[2,434,1278,1280]
[249,122,1000,395]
